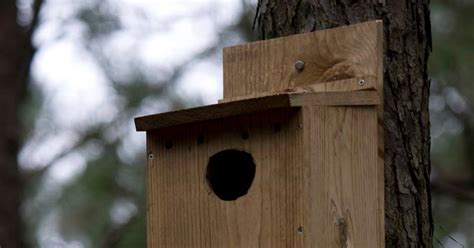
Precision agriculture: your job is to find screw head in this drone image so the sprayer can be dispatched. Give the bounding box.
[358,79,365,86]
[148,153,154,160]
[294,60,305,71]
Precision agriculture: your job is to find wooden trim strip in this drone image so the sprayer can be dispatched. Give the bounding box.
[290,90,379,107]
[218,76,377,104]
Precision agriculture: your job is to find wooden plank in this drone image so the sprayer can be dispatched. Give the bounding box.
[374,20,385,248]
[142,20,385,248]
[289,91,379,107]
[223,21,384,240]
[218,76,376,104]
[147,109,305,247]
[325,76,376,92]
[135,91,379,131]
[146,105,382,247]
[223,19,385,246]
[287,76,376,94]
[223,20,383,100]
[301,105,382,247]
[135,94,292,131]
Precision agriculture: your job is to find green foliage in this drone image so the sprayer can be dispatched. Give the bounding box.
[430,0,474,246]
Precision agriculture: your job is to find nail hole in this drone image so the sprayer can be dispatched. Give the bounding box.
[206,149,256,201]
[148,153,154,160]
[274,123,281,133]
[241,131,249,140]
[197,135,205,145]
[165,140,173,149]
[298,226,303,234]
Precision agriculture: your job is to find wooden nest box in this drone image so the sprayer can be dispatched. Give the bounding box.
[135,21,384,247]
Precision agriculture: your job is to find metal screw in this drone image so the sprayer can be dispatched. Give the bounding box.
[294,60,305,71]
[358,79,365,86]
[148,153,154,160]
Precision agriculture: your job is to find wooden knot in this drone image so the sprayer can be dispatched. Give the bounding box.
[319,61,362,83]
[336,217,348,248]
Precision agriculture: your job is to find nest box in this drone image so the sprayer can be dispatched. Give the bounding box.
[135,21,384,247]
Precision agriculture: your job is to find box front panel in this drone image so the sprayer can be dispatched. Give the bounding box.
[147,109,305,248]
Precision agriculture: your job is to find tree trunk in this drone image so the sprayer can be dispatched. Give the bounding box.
[255,1,432,247]
[0,1,41,247]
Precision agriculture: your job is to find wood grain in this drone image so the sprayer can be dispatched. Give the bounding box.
[289,91,379,107]
[147,109,305,247]
[301,105,382,247]
[218,76,376,104]
[142,21,385,247]
[146,105,381,247]
[223,21,383,100]
[136,91,379,131]
[136,94,293,131]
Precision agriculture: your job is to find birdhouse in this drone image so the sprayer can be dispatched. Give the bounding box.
[135,21,384,248]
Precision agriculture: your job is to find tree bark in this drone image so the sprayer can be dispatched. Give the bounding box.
[0,1,42,247]
[255,1,432,247]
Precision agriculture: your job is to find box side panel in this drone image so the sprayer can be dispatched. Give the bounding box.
[146,132,153,247]
[147,109,305,248]
[301,105,383,247]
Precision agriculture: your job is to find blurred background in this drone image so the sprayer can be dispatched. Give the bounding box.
[5,0,473,247]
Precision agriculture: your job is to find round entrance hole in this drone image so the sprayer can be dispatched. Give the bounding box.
[206,149,256,201]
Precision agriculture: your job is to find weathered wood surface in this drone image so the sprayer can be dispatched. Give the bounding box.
[135,91,379,131]
[290,91,379,107]
[140,21,385,248]
[223,21,383,100]
[136,94,294,131]
[147,105,380,247]
[223,22,384,230]
[147,109,305,247]
[219,76,376,103]
[301,105,383,247]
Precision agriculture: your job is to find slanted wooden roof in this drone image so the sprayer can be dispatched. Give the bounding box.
[134,90,379,131]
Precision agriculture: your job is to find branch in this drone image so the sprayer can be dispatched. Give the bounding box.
[19,0,44,93]
[29,0,44,35]
[431,179,474,202]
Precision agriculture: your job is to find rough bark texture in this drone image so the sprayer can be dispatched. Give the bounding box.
[0,1,40,247]
[255,1,432,247]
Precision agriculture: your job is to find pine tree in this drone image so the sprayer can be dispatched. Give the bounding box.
[255,1,433,247]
